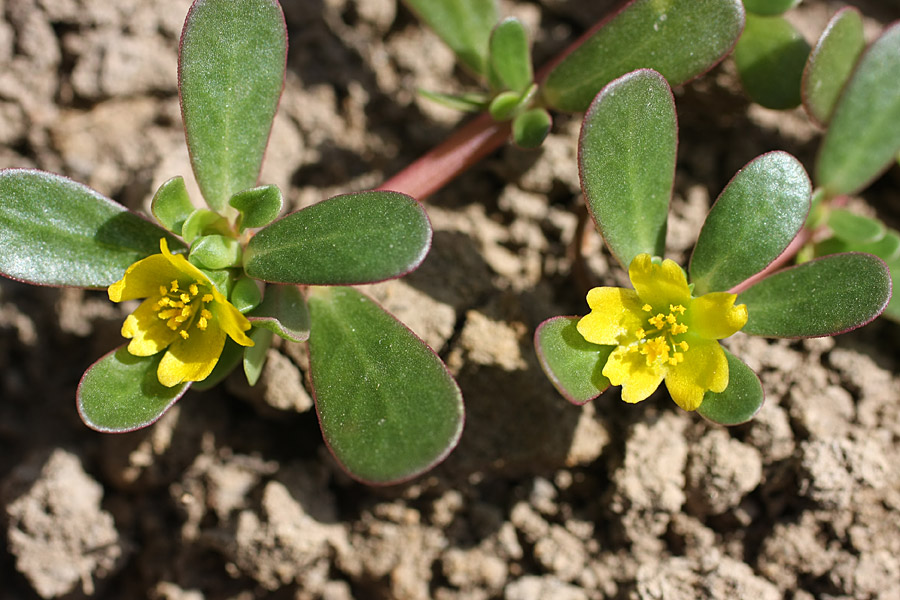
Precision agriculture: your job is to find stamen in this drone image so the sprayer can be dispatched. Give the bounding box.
[635,328,646,340]
[649,314,667,329]
[180,293,191,304]
[189,283,199,296]
[159,286,168,296]
[671,323,689,335]
[170,280,179,292]
[179,330,189,339]
[201,293,214,303]
[670,304,686,314]
[679,341,689,352]
[642,304,652,312]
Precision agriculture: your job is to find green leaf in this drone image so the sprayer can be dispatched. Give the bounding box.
[739,253,891,337]
[248,283,310,342]
[534,316,613,405]
[151,176,194,235]
[243,327,273,386]
[690,152,811,295]
[230,185,283,230]
[697,348,764,425]
[231,276,262,314]
[418,89,489,112]
[0,169,183,288]
[306,286,464,484]
[179,0,287,211]
[827,208,886,244]
[542,0,744,112]
[883,258,900,322]
[579,69,676,268]
[489,18,532,93]
[742,0,801,16]
[181,208,232,244]
[512,107,552,149]
[403,0,498,76]
[734,13,810,109]
[816,23,900,197]
[77,347,190,432]
[488,90,522,121]
[244,191,432,285]
[802,7,865,126]
[189,234,242,269]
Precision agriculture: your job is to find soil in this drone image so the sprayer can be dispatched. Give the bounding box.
[1,0,900,598]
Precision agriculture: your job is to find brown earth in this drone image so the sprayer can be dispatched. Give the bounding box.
[1,0,900,598]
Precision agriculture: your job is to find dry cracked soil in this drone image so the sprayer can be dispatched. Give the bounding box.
[1,0,900,599]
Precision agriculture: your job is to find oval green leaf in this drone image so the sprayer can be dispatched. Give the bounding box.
[0,169,183,288]
[151,176,194,235]
[490,18,532,93]
[78,347,190,432]
[739,252,891,337]
[307,286,464,484]
[512,107,552,149]
[534,316,613,405]
[579,69,676,268]
[243,327,273,386]
[828,208,886,244]
[884,258,900,323]
[248,283,310,342]
[244,191,432,285]
[189,234,242,270]
[743,0,801,16]
[542,0,744,112]
[802,7,865,126]
[697,348,763,425]
[230,184,284,230]
[179,0,287,211]
[690,151,811,295]
[403,0,498,77]
[816,23,900,197]
[734,13,810,109]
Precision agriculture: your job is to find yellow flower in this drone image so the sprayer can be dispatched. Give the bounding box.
[576,254,748,411]
[108,238,253,387]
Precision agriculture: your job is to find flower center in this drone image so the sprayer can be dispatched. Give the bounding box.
[632,303,690,367]
[156,279,214,340]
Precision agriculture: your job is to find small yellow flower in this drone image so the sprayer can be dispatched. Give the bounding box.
[108,239,253,387]
[576,254,748,411]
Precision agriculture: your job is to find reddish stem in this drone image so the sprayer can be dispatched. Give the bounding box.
[377,114,511,200]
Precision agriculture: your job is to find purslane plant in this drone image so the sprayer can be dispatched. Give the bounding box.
[0,0,463,485]
[535,69,892,425]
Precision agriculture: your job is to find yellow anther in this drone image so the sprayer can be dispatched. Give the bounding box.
[179,330,190,339]
[189,283,199,296]
[665,313,677,325]
[672,323,689,335]
[642,304,652,312]
[158,308,180,320]
[181,307,191,317]
[635,328,646,340]
[197,317,208,330]
[180,293,191,304]
[670,304,686,314]
[200,309,212,320]
[159,285,168,296]
[202,294,214,303]
[158,297,170,307]
[170,280,179,292]
[679,341,689,352]
[649,314,666,329]
[668,352,684,366]
[640,337,670,365]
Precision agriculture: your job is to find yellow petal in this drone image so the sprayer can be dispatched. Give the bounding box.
[664,338,728,411]
[210,301,254,347]
[157,323,227,387]
[576,287,643,345]
[122,297,179,356]
[602,345,665,404]
[628,253,691,308]
[108,254,182,302]
[159,237,215,285]
[689,292,748,339]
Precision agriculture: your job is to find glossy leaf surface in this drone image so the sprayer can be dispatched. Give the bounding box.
[307,286,464,484]
[579,69,676,268]
[690,152,811,295]
[697,348,763,425]
[151,176,194,235]
[244,191,431,285]
[743,0,800,16]
[490,18,532,92]
[230,184,283,230]
[189,234,241,270]
[0,169,182,288]
[802,7,865,126]
[534,316,613,405]
[512,108,552,149]
[739,253,891,337]
[179,0,286,211]
[78,347,190,432]
[404,0,497,76]
[816,24,900,196]
[542,0,744,112]
[248,283,310,342]
[734,14,810,109]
